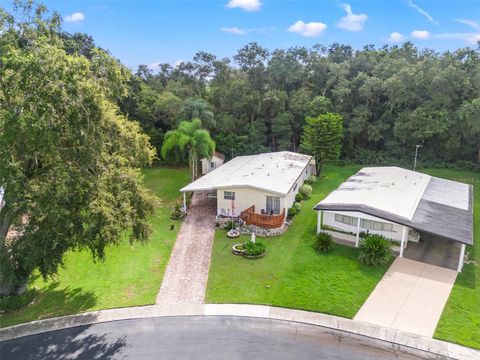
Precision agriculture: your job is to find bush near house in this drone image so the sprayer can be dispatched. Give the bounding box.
[358,234,393,266]
[293,202,302,212]
[287,207,298,218]
[305,175,317,184]
[315,232,334,252]
[295,193,304,202]
[299,184,312,199]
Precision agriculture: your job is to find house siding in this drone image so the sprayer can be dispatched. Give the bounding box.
[216,187,286,216]
[322,210,405,242]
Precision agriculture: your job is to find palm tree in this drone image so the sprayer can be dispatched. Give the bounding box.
[161,118,215,181]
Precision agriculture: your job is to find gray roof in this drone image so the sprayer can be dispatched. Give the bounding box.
[314,170,474,245]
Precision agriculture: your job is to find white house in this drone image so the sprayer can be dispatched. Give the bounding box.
[181,151,316,228]
[314,167,473,272]
[200,151,225,175]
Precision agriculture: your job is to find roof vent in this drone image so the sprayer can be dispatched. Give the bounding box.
[268,173,270,176]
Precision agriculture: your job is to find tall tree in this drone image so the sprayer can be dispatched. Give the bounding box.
[301,113,344,175]
[0,3,156,295]
[161,119,215,180]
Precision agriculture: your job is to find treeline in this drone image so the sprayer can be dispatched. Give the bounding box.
[119,42,480,169]
[57,29,480,168]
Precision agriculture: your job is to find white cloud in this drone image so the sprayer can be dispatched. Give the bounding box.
[411,30,430,39]
[148,62,161,70]
[226,0,261,12]
[407,1,438,25]
[467,34,480,44]
[388,32,405,43]
[64,12,85,23]
[336,4,368,32]
[220,27,247,35]
[288,21,327,37]
[456,19,480,31]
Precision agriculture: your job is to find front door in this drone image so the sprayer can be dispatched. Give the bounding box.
[266,196,281,215]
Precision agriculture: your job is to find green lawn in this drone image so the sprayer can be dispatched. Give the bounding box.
[424,168,480,349]
[206,164,392,318]
[0,166,189,328]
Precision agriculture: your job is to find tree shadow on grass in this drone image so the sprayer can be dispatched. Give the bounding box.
[1,325,126,360]
[1,281,98,327]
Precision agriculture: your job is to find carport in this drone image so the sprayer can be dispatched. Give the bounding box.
[402,233,463,271]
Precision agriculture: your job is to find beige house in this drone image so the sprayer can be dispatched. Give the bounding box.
[200,151,225,175]
[181,151,315,228]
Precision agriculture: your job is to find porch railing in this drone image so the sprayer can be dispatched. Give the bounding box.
[240,205,285,229]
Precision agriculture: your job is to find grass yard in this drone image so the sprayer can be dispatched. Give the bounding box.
[0,166,189,328]
[425,168,480,349]
[206,164,392,318]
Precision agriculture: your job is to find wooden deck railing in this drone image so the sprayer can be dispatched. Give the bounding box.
[240,205,285,229]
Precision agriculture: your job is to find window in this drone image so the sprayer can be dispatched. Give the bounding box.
[335,214,357,226]
[224,191,235,200]
[361,219,393,232]
[293,183,298,192]
[266,196,281,214]
[210,162,215,168]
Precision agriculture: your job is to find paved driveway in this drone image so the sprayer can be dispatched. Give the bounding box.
[156,192,216,304]
[354,257,457,337]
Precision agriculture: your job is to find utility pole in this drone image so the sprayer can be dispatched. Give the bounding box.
[413,145,422,171]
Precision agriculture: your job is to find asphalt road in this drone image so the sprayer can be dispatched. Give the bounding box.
[0,316,425,359]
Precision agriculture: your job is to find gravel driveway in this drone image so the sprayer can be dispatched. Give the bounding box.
[156,192,216,304]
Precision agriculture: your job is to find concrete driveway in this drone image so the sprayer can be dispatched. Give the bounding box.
[354,257,457,337]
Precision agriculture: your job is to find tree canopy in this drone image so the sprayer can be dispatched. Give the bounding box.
[161,119,215,181]
[301,113,344,174]
[0,2,156,295]
[124,42,479,168]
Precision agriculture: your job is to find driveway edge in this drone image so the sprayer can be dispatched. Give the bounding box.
[1,303,478,360]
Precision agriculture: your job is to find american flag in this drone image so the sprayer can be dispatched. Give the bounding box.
[231,199,235,216]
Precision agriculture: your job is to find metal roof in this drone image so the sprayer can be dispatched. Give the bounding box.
[181,151,312,196]
[314,167,474,245]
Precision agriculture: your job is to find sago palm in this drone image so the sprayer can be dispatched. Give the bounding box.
[161,118,215,181]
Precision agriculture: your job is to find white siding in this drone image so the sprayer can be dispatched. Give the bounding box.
[322,210,405,242]
[201,155,224,175]
[216,187,286,215]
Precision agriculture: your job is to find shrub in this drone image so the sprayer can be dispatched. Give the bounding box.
[243,241,266,256]
[358,234,393,266]
[287,207,298,218]
[293,202,302,212]
[295,193,304,202]
[224,221,236,231]
[0,289,37,313]
[315,232,334,252]
[299,184,312,199]
[171,203,183,218]
[305,175,317,184]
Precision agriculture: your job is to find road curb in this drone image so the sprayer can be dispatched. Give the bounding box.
[1,303,479,360]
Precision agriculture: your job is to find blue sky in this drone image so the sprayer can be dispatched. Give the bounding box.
[2,0,479,70]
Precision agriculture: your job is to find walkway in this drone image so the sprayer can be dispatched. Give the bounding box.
[1,304,478,359]
[354,257,457,337]
[156,191,216,304]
